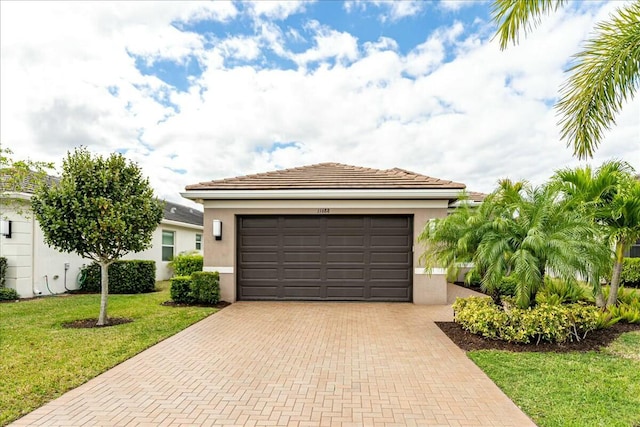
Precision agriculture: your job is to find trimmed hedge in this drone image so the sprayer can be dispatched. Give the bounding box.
[80,260,156,294]
[191,271,220,305]
[0,287,19,301]
[170,276,193,304]
[453,296,600,344]
[170,272,220,305]
[621,258,640,288]
[170,253,203,277]
[0,257,7,287]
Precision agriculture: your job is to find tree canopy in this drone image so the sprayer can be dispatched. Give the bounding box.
[31,147,164,325]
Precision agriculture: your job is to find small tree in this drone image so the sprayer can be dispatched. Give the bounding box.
[31,148,164,325]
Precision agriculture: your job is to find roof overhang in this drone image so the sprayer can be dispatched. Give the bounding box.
[0,192,32,201]
[181,188,465,201]
[161,218,203,230]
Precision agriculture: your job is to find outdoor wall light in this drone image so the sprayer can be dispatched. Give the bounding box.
[0,220,11,238]
[213,219,222,240]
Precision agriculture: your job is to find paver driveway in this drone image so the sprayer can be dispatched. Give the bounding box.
[13,297,535,426]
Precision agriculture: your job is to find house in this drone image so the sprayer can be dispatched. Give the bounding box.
[0,192,203,297]
[181,163,468,304]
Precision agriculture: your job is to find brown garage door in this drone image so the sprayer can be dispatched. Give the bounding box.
[237,215,412,301]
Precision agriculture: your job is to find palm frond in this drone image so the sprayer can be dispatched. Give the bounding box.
[556,1,640,159]
[492,0,566,50]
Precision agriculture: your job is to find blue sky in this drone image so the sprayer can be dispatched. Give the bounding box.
[1,1,637,206]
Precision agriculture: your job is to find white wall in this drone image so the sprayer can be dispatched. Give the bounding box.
[0,203,34,296]
[123,220,203,281]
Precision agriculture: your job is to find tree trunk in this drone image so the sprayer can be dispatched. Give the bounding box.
[594,287,606,308]
[606,240,626,307]
[97,261,109,326]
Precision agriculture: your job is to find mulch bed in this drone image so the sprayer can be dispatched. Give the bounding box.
[62,317,134,328]
[161,300,231,309]
[437,321,640,353]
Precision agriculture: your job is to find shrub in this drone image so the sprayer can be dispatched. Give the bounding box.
[621,258,640,288]
[453,296,600,344]
[169,252,203,277]
[170,276,193,304]
[0,287,19,301]
[0,257,7,286]
[497,276,518,297]
[80,260,156,294]
[191,271,220,305]
[536,277,588,305]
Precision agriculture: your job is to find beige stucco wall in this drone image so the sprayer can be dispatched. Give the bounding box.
[200,199,450,304]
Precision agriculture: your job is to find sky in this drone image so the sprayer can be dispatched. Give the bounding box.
[1,0,638,208]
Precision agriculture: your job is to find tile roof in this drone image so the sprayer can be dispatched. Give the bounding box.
[467,191,487,202]
[186,163,466,191]
[163,201,203,226]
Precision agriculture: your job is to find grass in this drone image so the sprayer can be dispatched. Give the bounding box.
[0,282,218,426]
[469,331,640,427]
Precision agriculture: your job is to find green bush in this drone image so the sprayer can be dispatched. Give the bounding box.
[169,253,203,277]
[497,276,518,297]
[536,277,588,305]
[0,287,19,301]
[191,271,220,305]
[80,260,156,294]
[170,276,194,304]
[453,296,600,344]
[621,258,640,288]
[0,257,7,287]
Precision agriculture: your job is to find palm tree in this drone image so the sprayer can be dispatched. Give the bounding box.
[420,180,610,308]
[492,0,640,159]
[554,161,640,306]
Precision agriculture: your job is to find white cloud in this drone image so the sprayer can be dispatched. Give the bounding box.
[247,0,310,20]
[438,0,480,12]
[291,21,360,67]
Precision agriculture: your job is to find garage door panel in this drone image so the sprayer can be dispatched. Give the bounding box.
[370,287,410,298]
[283,251,322,263]
[242,235,279,247]
[326,217,365,228]
[283,217,321,227]
[241,217,279,228]
[326,235,365,247]
[370,217,410,228]
[370,252,410,264]
[326,268,364,280]
[326,286,365,298]
[370,268,410,280]
[238,215,412,301]
[240,286,280,298]
[370,235,411,247]
[240,268,279,280]
[283,235,322,247]
[283,286,322,298]
[284,268,322,280]
[240,252,279,263]
[326,252,365,263]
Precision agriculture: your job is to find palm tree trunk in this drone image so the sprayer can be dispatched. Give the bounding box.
[606,240,626,307]
[97,261,109,326]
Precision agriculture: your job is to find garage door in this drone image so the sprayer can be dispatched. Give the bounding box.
[237,215,412,301]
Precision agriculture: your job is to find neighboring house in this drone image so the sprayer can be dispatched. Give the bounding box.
[0,191,203,297]
[182,162,468,305]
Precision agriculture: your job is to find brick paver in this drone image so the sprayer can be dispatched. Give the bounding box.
[12,286,536,426]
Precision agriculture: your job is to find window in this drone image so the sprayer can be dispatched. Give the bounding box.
[162,230,175,261]
[631,240,640,258]
[195,233,202,250]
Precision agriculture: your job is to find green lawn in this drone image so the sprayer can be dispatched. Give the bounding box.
[0,282,218,426]
[469,331,640,427]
